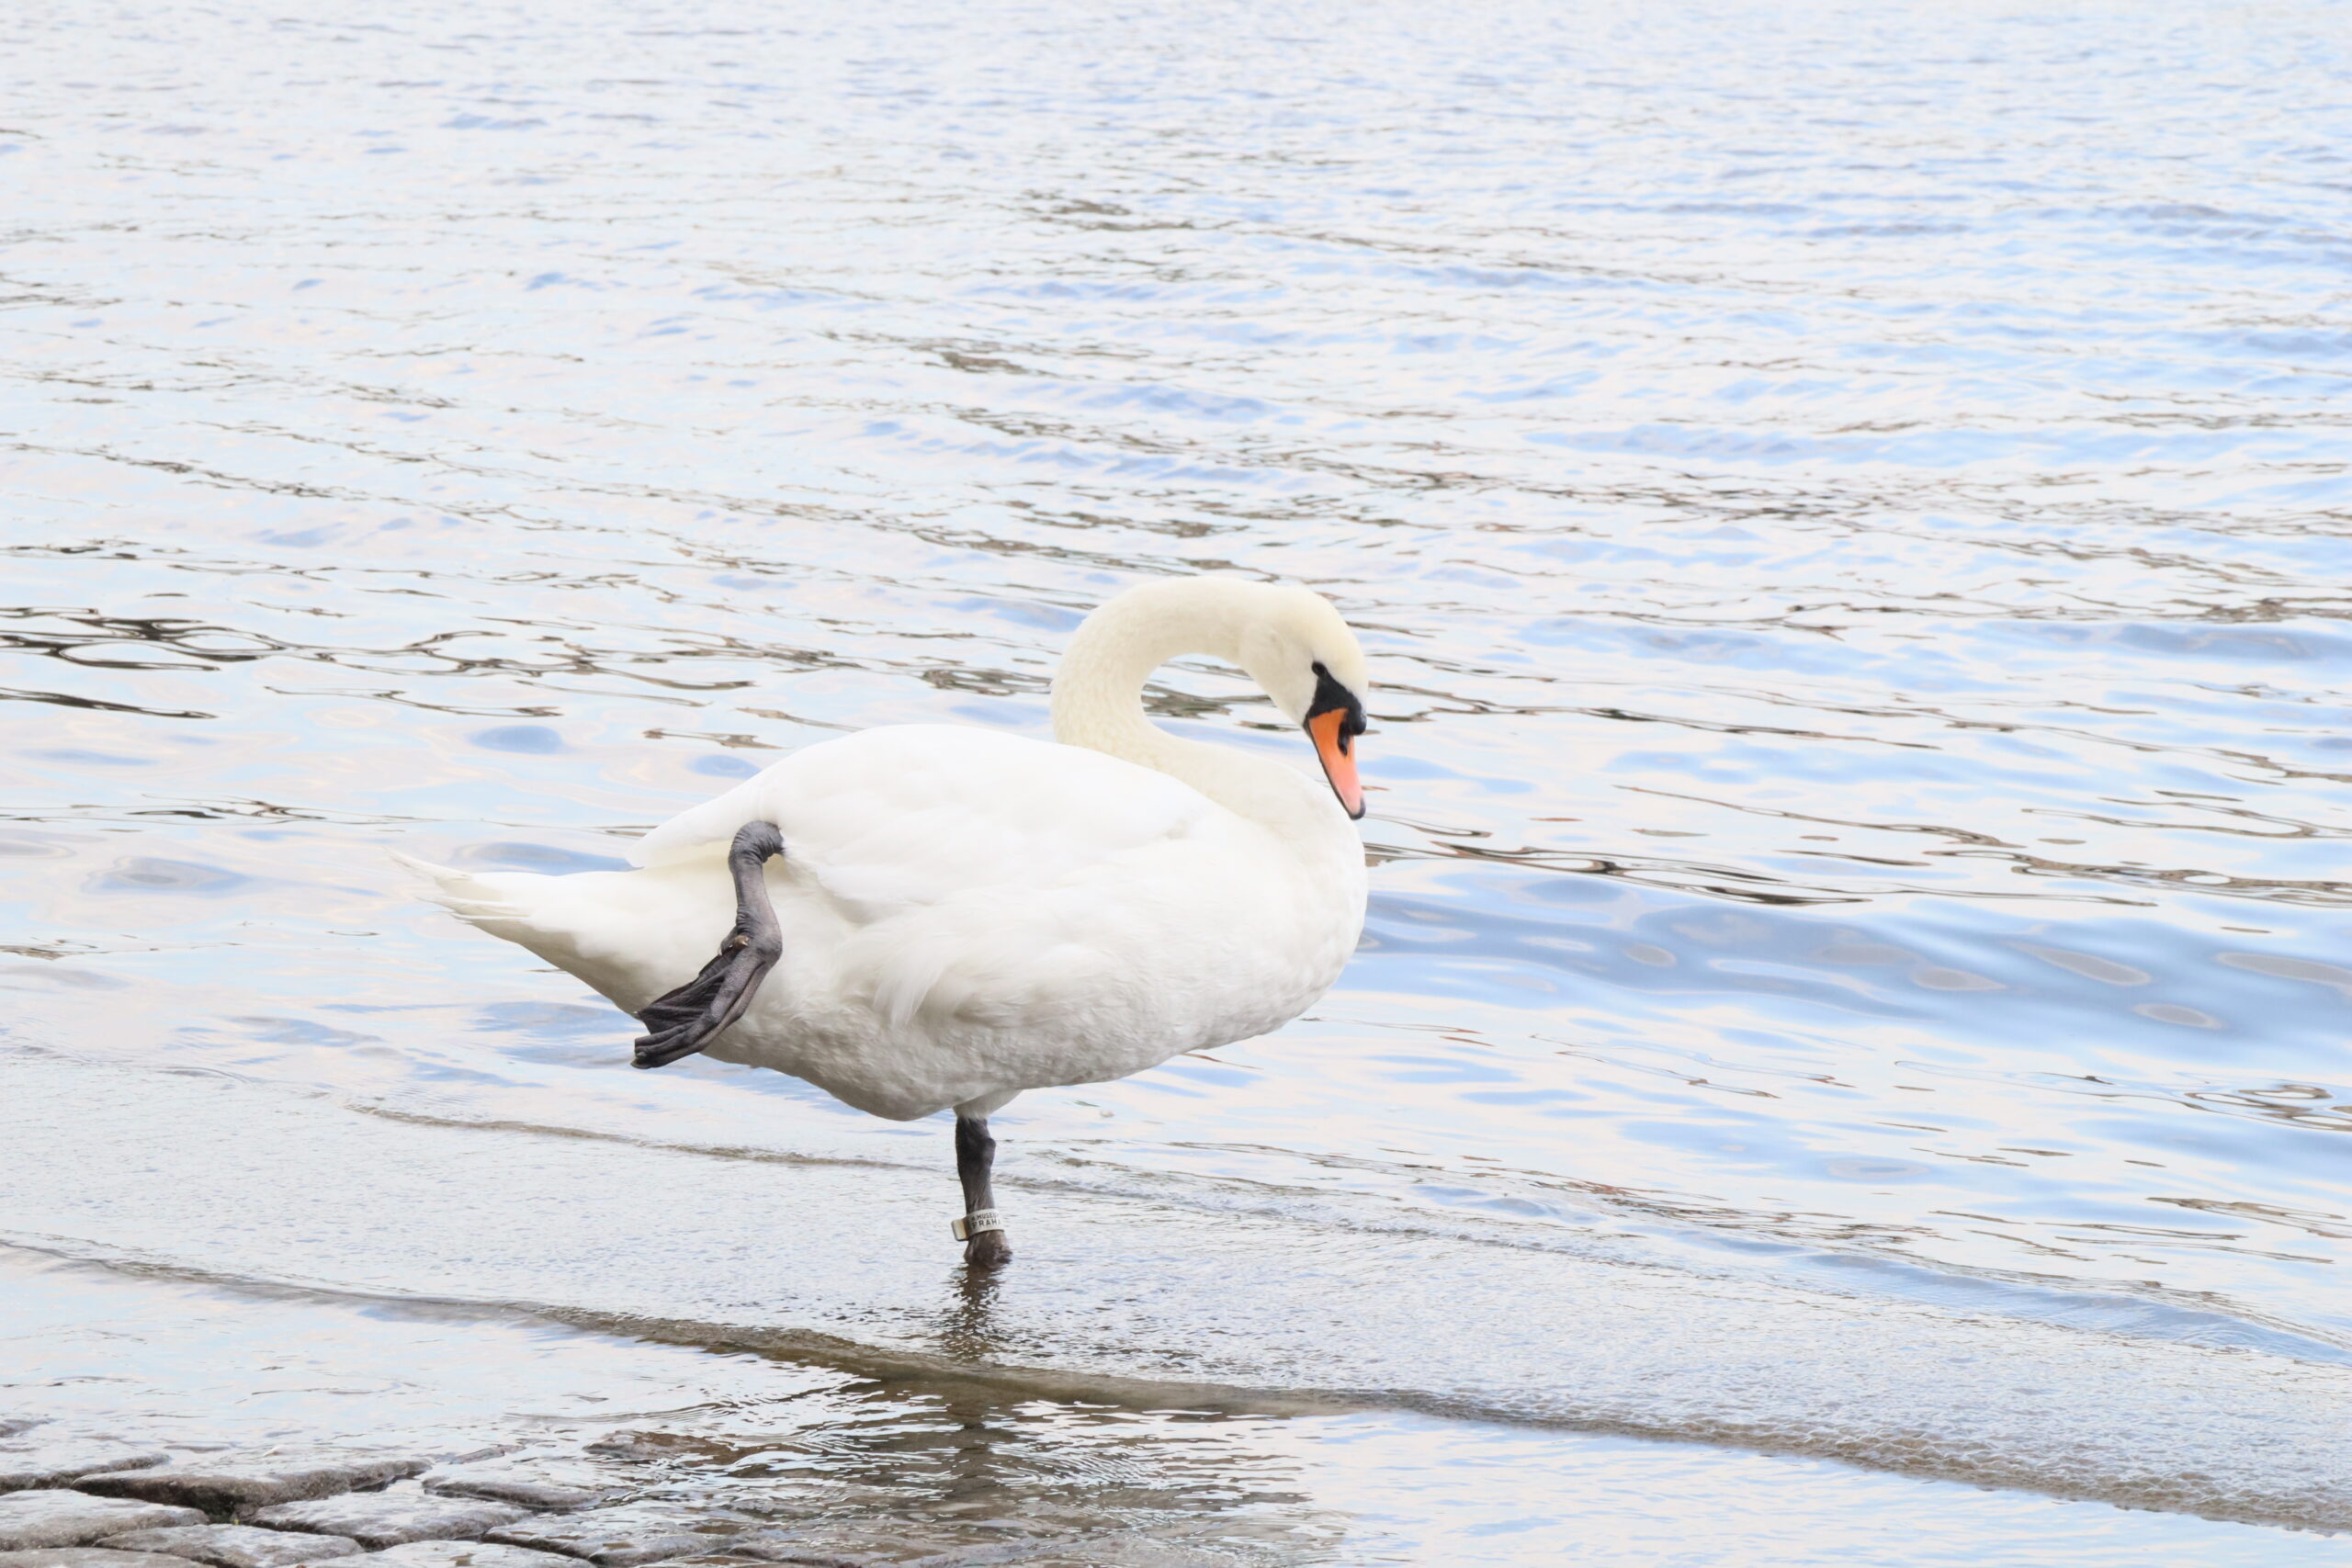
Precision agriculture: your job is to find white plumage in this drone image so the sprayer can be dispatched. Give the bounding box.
[405,577,1373,1134]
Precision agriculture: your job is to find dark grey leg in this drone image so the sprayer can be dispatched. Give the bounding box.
[631,821,786,1069]
[954,1114,1012,1268]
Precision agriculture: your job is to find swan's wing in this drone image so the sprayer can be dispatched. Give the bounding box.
[838,819,1308,1036]
[633,725,1222,919]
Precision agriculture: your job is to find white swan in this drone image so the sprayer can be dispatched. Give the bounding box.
[406,577,1372,1264]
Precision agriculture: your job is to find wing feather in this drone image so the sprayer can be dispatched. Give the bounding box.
[635,725,1218,925]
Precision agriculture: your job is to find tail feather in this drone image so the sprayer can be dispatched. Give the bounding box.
[390,849,736,1021]
[390,851,526,924]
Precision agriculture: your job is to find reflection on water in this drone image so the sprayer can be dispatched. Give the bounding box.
[5,0,2352,1557]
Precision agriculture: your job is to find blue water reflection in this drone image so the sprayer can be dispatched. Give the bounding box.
[4,0,2352,1541]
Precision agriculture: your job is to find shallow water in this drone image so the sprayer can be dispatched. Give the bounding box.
[4,0,2351,1559]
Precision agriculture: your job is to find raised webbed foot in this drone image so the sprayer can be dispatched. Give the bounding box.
[631,821,785,1069]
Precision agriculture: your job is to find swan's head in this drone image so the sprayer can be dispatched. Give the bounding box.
[1053,575,1374,820]
[1238,586,1372,820]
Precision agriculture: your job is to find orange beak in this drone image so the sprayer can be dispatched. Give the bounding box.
[1307,707,1365,819]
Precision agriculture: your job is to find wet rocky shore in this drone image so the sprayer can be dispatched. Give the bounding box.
[0,1423,1255,1568]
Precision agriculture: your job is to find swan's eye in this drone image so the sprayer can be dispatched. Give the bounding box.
[1306,660,1366,748]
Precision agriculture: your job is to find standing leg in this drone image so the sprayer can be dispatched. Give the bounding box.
[953,1114,1012,1268]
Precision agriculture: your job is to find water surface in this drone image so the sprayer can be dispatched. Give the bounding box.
[4,1,2351,1560]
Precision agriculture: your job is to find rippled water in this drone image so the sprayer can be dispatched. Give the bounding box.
[6,1,2352,1561]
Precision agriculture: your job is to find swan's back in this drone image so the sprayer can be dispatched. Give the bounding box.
[639,726,1227,919]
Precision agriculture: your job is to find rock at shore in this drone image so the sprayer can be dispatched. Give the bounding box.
[340,1544,581,1568]
[0,1551,209,1568]
[243,1498,527,1551]
[0,1447,169,1496]
[485,1511,738,1568]
[77,1460,428,1519]
[420,1480,609,1515]
[97,1524,364,1568]
[0,1493,207,1551]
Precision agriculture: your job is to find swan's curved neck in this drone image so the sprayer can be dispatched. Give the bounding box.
[1051,581,1244,763]
[1049,580,1324,836]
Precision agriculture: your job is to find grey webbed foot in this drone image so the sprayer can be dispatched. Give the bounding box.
[631,821,786,1069]
[962,1225,1012,1269]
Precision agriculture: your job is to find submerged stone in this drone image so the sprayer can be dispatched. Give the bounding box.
[339,1545,579,1568]
[419,1482,608,1516]
[0,1450,168,1497]
[484,1511,736,1568]
[78,1460,428,1518]
[0,1551,209,1568]
[243,1498,527,1551]
[0,1494,207,1551]
[97,1524,363,1567]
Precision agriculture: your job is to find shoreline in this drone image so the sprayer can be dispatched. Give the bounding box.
[6,1243,2346,1568]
